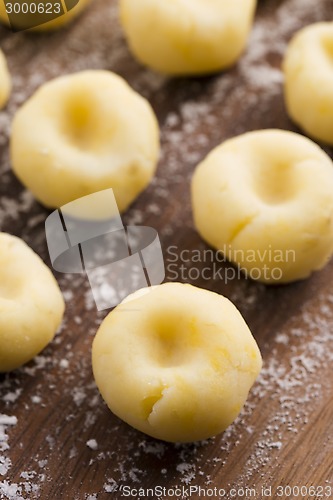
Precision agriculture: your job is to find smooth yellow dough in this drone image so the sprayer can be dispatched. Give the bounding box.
[120,0,257,76]
[283,22,333,145]
[0,49,11,109]
[92,282,262,443]
[10,70,160,213]
[0,232,65,372]
[192,129,333,284]
[0,0,91,31]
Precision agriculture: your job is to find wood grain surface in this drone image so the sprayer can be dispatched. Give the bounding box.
[1,0,333,499]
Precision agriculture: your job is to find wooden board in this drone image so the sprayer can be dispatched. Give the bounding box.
[1,0,333,498]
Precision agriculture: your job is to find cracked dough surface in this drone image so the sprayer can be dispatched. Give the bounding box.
[192,129,333,283]
[283,22,333,145]
[10,70,160,213]
[0,232,65,372]
[0,49,11,109]
[120,0,257,75]
[0,0,91,31]
[92,282,262,443]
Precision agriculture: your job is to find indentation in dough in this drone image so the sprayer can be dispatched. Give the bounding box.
[61,91,114,152]
[322,35,333,63]
[253,161,297,205]
[149,316,200,367]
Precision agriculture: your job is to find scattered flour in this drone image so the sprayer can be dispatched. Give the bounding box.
[86,439,98,451]
[0,415,17,491]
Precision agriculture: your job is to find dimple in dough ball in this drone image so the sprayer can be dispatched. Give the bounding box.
[192,129,333,284]
[0,233,65,372]
[92,282,262,443]
[10,70,160,213]
[283,22,333,145]
[0,49,11,109]
[0,0,91,31]
[120,0,257,76]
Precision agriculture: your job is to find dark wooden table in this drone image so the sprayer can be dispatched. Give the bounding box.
[1,0,333,499]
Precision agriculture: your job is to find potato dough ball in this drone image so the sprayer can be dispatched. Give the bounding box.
[284,22,333,145]
[0,49,11,109]
[0,0,91,31]
[192,130,333,284]
[11,71,160,213]
[92,282,262,443]
[120,0,257,76]
[0,233,65,372]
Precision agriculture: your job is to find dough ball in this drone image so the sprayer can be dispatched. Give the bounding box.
[283,22,333,145]
[10,70,160,213]
[120,0,257,76]
[0,0,91,31]
[92,283,262,443]
[192,129,333,284]
[0,232,65,372]
[0,49,11,109]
